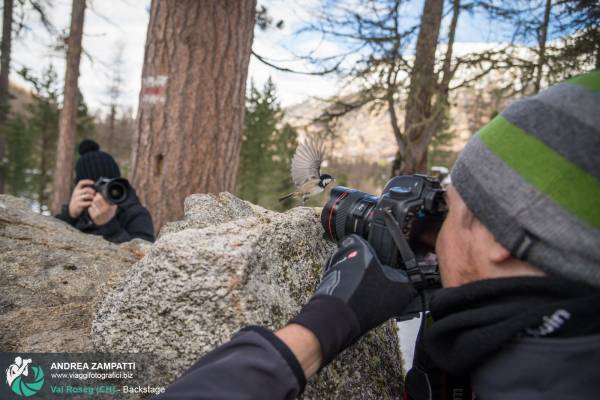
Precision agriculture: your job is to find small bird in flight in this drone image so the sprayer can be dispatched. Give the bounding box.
[279,136,335,203]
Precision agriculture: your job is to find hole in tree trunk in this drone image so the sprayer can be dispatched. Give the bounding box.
[154,154,164,176]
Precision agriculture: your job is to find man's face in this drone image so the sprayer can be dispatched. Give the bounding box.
[435,184,480,287]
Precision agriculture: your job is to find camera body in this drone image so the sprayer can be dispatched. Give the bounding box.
[93,177,131,205]
[321,175,447,316]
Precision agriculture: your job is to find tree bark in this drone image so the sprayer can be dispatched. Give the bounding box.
[50,0,86,214]
[417,0,460,172]
[39,123,50,211]
[392,0,443,176]
[0,0,14,193]
[534,0,552,94]
[130,0,256,232]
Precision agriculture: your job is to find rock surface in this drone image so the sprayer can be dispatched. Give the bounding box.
[93,192,404,398]
[0,195,148,352]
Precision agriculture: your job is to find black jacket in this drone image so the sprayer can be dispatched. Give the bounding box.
[154,277,600,400]
[55,190,155,243]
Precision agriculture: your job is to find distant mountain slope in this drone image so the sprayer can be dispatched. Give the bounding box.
[7,81,34,116]
[283,78,510,168]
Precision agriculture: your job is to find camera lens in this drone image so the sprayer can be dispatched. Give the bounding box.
[106,180,129,204]
[321,186,378,242]
[109,185,124,200]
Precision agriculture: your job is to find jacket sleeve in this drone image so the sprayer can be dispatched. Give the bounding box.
[98,206,155,243]
[154,326,306,400]
[54,204,78,227]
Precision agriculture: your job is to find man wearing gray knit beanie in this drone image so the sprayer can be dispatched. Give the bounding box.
[448,71,599,287]
[410,71,600,399]
[154,71,599,400]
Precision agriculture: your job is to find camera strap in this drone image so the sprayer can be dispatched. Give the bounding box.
[382,208,426,291]
[382,206,438,400]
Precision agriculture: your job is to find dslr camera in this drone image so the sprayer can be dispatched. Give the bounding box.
[93,177,131,205]
[321,175,447,318]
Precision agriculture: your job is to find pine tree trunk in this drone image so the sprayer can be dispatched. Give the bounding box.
[534,0,552,94]
[50,0,86,214]
[392,0,443,176]
[130,0,256,232]
[419,0,460,173]
[0,0,14,193]
[39,125,50,212]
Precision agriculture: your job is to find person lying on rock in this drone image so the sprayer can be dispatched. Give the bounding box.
[154,71,600,399]
[55,139,155,244]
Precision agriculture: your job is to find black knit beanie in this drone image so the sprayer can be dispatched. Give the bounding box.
[75,139,121,183]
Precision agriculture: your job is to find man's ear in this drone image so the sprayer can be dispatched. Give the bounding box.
[474,219,511,264]
[489,239,511,263]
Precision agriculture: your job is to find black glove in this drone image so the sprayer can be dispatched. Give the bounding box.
[289,234,418,367]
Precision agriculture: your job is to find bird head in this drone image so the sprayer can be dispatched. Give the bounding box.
[319,174,334,188]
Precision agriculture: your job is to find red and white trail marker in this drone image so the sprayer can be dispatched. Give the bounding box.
[142,75,168,104]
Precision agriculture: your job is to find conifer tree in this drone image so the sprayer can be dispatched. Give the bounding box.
[2,65,94,213]
[130,0,256,231]
[237,78,297,211]
[51,0,86,214]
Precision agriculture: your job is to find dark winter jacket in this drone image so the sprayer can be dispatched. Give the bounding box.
[406,277,600,400]
[154,277,600,400]
[55,190,155,243]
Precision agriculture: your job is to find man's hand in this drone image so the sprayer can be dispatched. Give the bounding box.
[88,192,118,226]
[68,179,96,219]
[289,235,418,368]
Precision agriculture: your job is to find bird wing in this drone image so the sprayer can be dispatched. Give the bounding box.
[291,137,325,188]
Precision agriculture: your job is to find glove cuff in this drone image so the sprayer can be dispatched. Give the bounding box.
[289,295,361,368]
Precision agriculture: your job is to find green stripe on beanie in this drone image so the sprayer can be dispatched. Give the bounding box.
[451,70,600,287]
[477,115,600,229]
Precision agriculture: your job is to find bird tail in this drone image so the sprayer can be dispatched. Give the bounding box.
[279,192,297,202]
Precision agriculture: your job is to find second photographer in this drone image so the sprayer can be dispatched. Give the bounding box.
[55,139,155,244]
